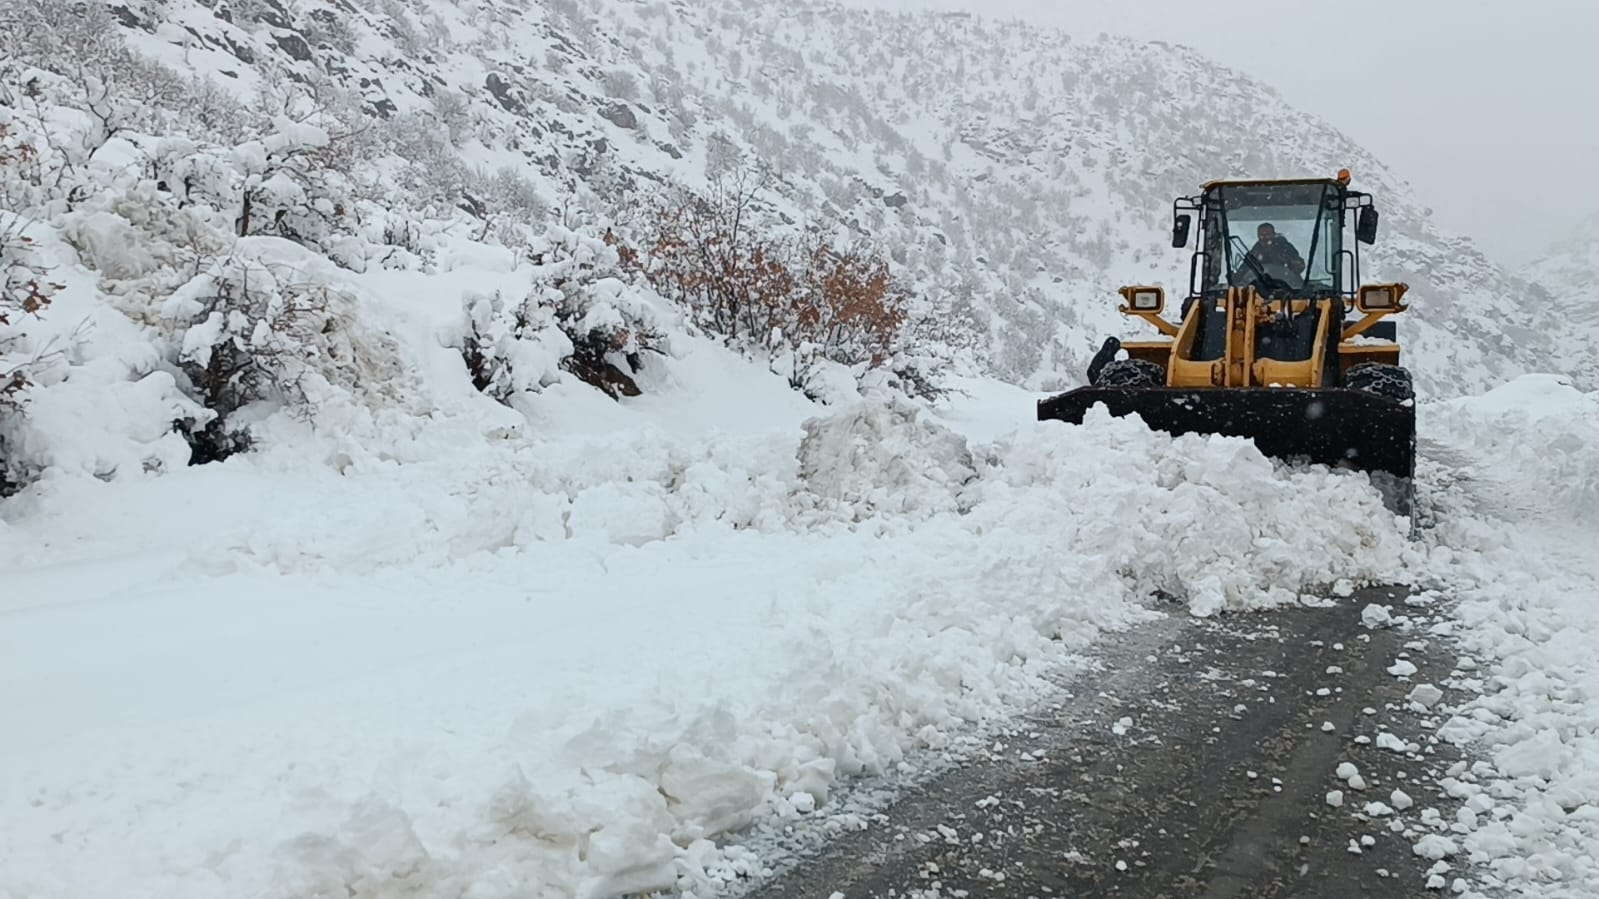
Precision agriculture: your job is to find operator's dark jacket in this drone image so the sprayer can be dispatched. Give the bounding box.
[1249,236,1304,268]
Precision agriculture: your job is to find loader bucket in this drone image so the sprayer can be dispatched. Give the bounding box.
[1037,386,1416,510]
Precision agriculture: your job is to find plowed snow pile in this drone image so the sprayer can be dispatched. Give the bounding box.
[0,357,1417,898]
[1404,375,1599,898]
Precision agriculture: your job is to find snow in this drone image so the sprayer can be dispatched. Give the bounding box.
[1415,834,1461,861]
[1387,659,1419,678]
[28,203,1564,899]
[0,0,1596,893]
[1409,683,1445,708]
[0,238,1427,899]
[5,217,1596,898]
[1401,374,1599,897]
[1361,603,1394,628]
[0,364,1586,889]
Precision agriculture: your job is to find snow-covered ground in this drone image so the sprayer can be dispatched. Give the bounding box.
[0,381,1399,897]
[6,332,1596,899]
[2,215,1596,899]
[0,228,1423,899]
[1411,376,1599,897]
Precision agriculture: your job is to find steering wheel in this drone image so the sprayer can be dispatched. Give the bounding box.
[1228,236,1295,294]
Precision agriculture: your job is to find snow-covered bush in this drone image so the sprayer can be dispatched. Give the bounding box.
[0,221,56,403]
[161,237,409,460]
[0,122,58,492]
[1,123,54,378]
[148,115,359,260]
[0,1,196,205]
[460,226,665,405]
[461,289,571,404]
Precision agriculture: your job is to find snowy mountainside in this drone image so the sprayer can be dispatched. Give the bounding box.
[1522,210,1599,333]
[93,0,1583,396]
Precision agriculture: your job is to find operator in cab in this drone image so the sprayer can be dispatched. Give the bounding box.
[1248,223,1305,278]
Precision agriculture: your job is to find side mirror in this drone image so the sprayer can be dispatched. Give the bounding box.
[1356,207,1379,244]
[1172,213,1192,248]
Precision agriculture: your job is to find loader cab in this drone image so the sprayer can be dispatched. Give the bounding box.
[1174,177,1378,301]
[1163,173,1386,373]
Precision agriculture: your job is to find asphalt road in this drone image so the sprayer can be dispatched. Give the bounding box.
[738,586,1467,899]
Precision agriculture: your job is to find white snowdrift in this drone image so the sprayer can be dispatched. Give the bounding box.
[0,219,202,483]
[1404,375,1599,898]
[0,333,1418,899]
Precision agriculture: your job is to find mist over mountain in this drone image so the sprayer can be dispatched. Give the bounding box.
[1523,211,1599,333]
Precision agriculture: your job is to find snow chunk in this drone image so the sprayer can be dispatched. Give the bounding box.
[1375,732,1408,752]
[1361,604,1393,628]
[1413,834,1458,860]
[1408,683,1444,708]
[1493,729,1570,780]
[1386,659,1418,678]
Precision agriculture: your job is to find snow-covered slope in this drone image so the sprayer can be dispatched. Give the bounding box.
[1522,211,1599,342]
[84,0,1584,397]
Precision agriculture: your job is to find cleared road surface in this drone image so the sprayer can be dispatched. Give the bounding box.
[742,586,1466,899]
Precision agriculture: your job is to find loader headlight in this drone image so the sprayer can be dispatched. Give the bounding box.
[1357,283,1408,313]
[1119,285,1165,314]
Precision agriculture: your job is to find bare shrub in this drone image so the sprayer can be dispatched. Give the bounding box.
[602,70,640,102]
[641,170,916,396]
[462,166,547,245]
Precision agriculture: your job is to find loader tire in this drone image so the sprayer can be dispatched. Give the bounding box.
[1093,358,1166,388]
[1345,362,1413,402]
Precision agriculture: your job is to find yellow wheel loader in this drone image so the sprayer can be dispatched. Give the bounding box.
[1038,171,1416,514]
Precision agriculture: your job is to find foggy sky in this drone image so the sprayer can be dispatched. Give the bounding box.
[837,0,1598,268]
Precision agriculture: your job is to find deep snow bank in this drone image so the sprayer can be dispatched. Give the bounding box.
[0,355,1421,899]
[1401,375,1599,897]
